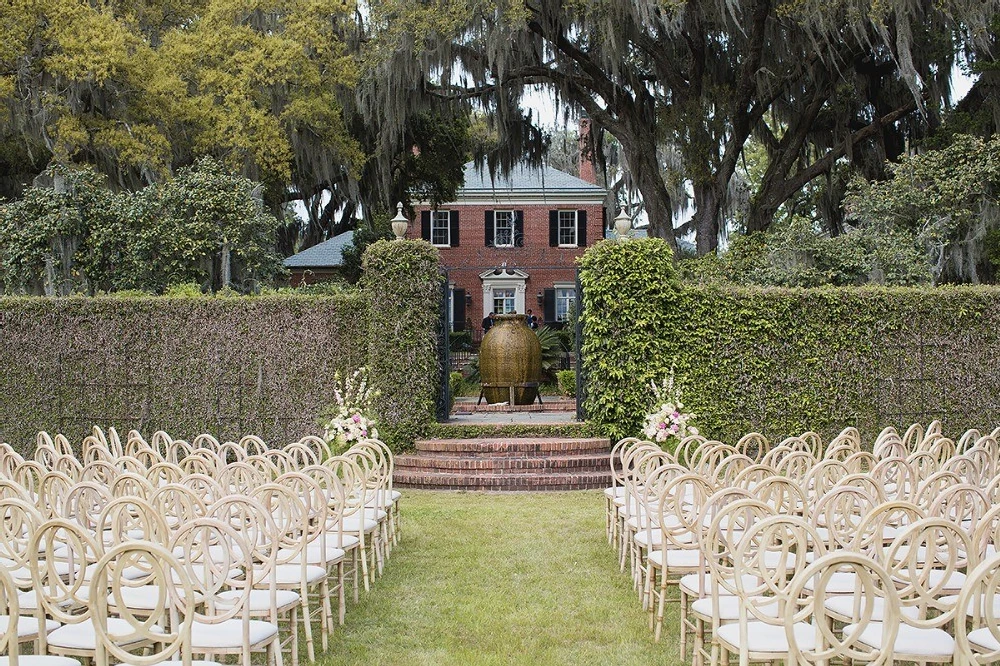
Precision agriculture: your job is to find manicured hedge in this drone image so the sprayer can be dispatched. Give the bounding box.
[0,294,366,454]
[580,238,1000,444]
[0,241,446,454]
[361,240,444,447]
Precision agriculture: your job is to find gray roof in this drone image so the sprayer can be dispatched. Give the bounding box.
[459,162,605,194]
[283,230,354,269]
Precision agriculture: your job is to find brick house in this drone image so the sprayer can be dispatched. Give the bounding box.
[414,159,607,333]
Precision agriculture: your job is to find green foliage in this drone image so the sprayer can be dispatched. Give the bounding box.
[361,239,444,449]
[578,238,679,442]
[449,331,473,351]
[846,134,1000,284]
[581,237,1000,443]
[535,326,564,381]
[449,371,463,411]
[679,218,931,287]
[557,370,577,397]
[0,158,282,295]
[340,211,394,284]
[0,293,367,454]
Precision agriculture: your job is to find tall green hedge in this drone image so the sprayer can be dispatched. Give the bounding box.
[0,294,366,454]
[580,238,1000,443]
[0,241,446,454]
[361,240,444,448]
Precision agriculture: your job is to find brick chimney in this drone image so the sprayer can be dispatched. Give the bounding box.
[578,117,597,185]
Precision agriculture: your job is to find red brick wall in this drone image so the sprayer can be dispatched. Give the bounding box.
[413,202,606,329]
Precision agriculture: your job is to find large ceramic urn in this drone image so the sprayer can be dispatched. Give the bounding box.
[479,314,542,405]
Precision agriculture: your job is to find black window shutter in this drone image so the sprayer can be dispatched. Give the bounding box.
[543,289,556,323]
[514,210,524,247]
[453,289,466,331]
[450,211,460,247]
[420,211,431,241]
[484,210,495,247]
[577,210,588,247]
[549,211,558,247]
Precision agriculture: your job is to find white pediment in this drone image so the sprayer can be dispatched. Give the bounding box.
[479,267,530,280]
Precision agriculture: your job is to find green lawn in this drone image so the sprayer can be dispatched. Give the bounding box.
[320,490,682,666]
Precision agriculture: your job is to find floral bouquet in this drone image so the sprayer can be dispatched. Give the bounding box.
[322,367,380,457]
[642,372,697,449]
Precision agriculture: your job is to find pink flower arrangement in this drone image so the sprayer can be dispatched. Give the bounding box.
[642,372,697,447]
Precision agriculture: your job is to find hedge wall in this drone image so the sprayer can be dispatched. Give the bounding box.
[360,240,444,447]
[0,294,365,453]
[0,241,445,454]
[580,238,1000,444]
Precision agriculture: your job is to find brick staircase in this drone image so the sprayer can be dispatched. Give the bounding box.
[394,436,612,491]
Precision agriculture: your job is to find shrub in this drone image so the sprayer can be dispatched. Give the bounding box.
[361,239,444,449]
[449,331,473,351]
[580,237,1000,444]
[557,370,576,397]
[449,371,463,411]
[0,293,366,453]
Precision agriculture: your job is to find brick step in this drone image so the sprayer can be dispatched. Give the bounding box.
[453,400,577,413]
[395,452,610,473]
[413,437,610,455]
[393,469,611,491]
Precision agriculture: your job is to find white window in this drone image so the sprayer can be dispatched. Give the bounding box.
[555,287,576,322]
[431,211,451,246]
[494,210,514,247]
[493,288,516,315]
[558,210,578,247]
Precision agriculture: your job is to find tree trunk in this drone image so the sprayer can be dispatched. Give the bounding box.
[692,182,722,255]
[622,135,676,250]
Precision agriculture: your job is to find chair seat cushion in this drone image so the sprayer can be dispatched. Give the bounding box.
[0,614,60,638]
[824,596,919,621]
[968,626,1000,651]
[260,564,327,585]
[604,487,626,499]
[691,596,778,621]
[334,517,378,533]
[940,593,1000,617]
[190,619,278,649]
[108,585,200,611]
[47,618,157,650]
[679,573,758,597]
[279,544,345,565]
[323,532,360,550]
[648,549,701,569]
[0,656,82,666]
[802,571,858,594]
[219,589,300,611]
[717,621,816,653]
[844,622,954,658]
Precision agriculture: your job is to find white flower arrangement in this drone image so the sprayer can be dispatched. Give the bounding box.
[642,372,698,447]
[322,368,379,456]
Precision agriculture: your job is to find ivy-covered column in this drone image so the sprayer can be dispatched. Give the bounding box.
[360,239,444,450]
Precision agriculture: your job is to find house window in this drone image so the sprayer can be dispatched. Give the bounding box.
[558,210,578,247]
[431,211,451,246]
[555,287,576,322]
[494,210,515,247]
[493,288,516,315]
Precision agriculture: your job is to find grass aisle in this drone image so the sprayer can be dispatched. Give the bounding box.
[321,490,682,666]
